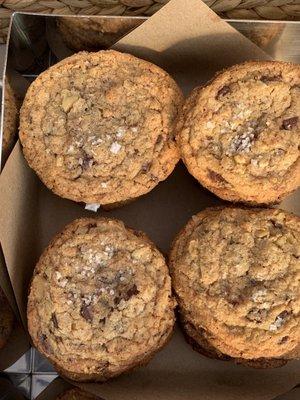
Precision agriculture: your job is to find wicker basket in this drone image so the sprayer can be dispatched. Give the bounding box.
[0,0,299,43]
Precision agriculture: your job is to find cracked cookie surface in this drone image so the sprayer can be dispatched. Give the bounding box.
[27,218,175,381]
[177,61,300,204]
[20,50,183,205]
[170,207,300,361]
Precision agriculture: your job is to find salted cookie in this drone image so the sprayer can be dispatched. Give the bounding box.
[20,50,183,206]
[57,16,143,51]
[0,286,14,350]
[57,388,99,399]
[170,207,300,366]
[2,78,18,163]
[177,61,300,204]
[28,218,175,381]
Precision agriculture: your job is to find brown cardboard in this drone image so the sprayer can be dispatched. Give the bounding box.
[0,234,30,370]
[0,0,299,398]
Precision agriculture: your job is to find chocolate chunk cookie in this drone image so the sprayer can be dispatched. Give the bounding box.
[20,50,183,206]
[28,218,176,381]
[57,16,143,52]
[0,287,14,350]
[2,79,18,163]
[177,61,300,204]
[169,207,300,365]
[57,388,100,400]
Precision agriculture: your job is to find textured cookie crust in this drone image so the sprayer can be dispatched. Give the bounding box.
[0,286,14,350]
[57,388,99,400]
[57,17,143,51]
[2,79,18,162]
[170,207,300,361]
[177,61,300,204]
[20,50,183,205]
[28,218,176,381]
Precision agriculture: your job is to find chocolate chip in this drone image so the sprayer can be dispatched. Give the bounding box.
[270,220,283,229]
[228,293,245,306]
[208,169,227,184]
[114,296,121,305]
[124,284,139,301]
[281,117,298,130]
[141,162,151,173]
[216,85,230,99]
[80,304,93,322]
[39,334,52,354]
[249,279,259,287]
[279,336,289,344]
[51,313,59,329]
[99,317,106,324]
[261,75,281,83]
[246,308,267,323]
[156,135,163,144]
[278,310,289,319]
[82,154,94,170]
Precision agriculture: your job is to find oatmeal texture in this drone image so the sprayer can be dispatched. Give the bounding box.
[2,79,18,162]
[0,286,14,350]
[20,50,183,205]
[177,61,300,204]
[57,388,99,400]
[57,17,143,52]
[27,218,176,381]
[170,207,300,361]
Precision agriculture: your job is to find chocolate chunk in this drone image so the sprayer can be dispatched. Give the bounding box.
[270,220,283,229]
[281,117,298,130]
[51,313,59,329]
[87,223,97,229]
[141,162,151,173]
[124,284,139,301]
[114,296,121,306]
[216,85,230,99]
[99,317,106,324]
[80,304,93,322]
[208,169,227,184]
[277,310,289,319]
[246,308,267,323]
[82,154,94,169]
[261,75,281,83]
[279,336,289,344]
[39,334,52,354]
[156,135,163,144]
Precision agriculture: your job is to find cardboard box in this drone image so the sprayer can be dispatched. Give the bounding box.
[0,0,299,398]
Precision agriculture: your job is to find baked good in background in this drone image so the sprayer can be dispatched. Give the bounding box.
[57,16,144,51]
[2,78,18,164]
[28,217,175,381]
[170,207,300,368]
[57,387,100,399]
[19,50,183,207]
[177,61,300,205]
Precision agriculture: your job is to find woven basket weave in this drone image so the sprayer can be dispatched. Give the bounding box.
[0,0,299,43]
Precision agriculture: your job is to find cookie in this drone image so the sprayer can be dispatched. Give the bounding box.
[27,217,176,381]
[57,388,99,400]
[0,286,14,350]
[19,50,183,206]
[169,207,300,365]
[57,16,143,52]
[2,78,18,163]
[177,61,300,204]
